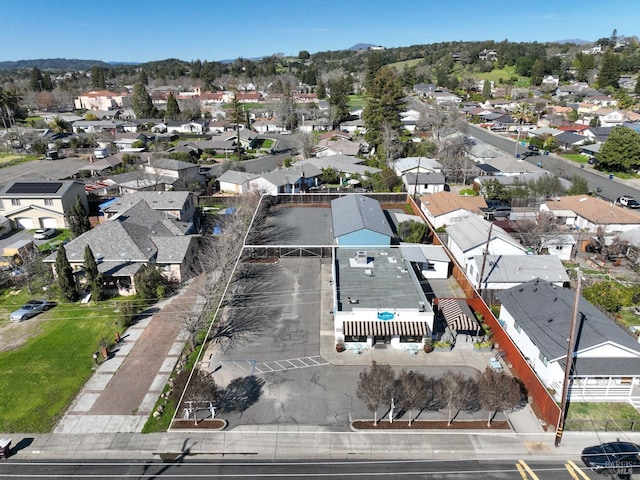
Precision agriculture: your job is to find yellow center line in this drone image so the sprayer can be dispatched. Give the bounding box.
[567,460,591,480]
[565,462,580,480]
[518,460,540,480]
[516,463,528,480]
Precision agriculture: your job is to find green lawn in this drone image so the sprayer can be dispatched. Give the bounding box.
[349,94,365,110]
[565,402,640,431]
[0,153,41,166]
[0,288,121,432]
[560,153,588,164]
[471,65,529,87]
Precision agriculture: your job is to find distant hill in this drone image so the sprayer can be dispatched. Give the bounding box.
[553,38,591,45]
[0,58,113,71]
[349,43,379,51]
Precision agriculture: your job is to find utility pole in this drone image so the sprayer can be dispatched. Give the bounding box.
[555,269,581,447]
[412,157,422,201]
[478,222,494,298]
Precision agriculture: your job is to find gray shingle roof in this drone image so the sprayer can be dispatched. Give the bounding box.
[106,191,192,214]
[331,195,394,238]
[471,254,570,285]
[496,280,640,370]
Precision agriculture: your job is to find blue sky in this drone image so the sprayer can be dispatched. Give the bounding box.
[3,0,639,63]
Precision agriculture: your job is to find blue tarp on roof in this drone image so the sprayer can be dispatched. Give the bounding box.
[98,198,117,211]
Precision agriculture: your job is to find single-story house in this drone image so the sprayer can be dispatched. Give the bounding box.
[403,172,446,196]
[419,191,487,229]
[496,279,640,403]
[331,195,394,247]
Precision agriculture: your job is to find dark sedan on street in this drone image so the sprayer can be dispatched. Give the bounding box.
[582,441,640,477]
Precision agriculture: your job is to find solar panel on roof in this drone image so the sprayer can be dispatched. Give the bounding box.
[6,182,63,194]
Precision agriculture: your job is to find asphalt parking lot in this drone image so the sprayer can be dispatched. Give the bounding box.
[203,257,484,430]
[0,156,87,188]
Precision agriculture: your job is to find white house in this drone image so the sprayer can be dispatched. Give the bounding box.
[403,172,446,196]
[445,215,527,270]
[542,233,576,261]
[496,280,640,404]
[217,170,260,194]
[399,243,450,279]
[541,195,640,234]
[467,254,569,291]
[419,191,488,229]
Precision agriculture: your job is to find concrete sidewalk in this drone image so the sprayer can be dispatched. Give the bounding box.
[4,428,640,461]
[53,276,205,434]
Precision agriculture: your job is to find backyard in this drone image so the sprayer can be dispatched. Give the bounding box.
[0,288,122,432]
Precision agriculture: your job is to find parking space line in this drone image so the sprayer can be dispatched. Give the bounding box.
[517,460,539,480]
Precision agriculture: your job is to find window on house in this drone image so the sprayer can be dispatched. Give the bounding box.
[514,321,522,333]
[538,351,549,366]
[44,199,54,206]
[11,199,20,206]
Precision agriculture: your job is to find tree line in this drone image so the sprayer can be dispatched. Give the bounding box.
[356,361,524,427]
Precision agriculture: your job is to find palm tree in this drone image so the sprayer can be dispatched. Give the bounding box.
[48,116,71,133]
[512,102,532,158]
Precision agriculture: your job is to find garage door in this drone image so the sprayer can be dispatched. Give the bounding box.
[40,217,58,229]
[15,217,34,229]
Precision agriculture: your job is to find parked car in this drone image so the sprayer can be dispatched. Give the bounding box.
[617,196,640,209]
[582,441,640,476]
[527,144,540,151]
[33,228,57,240]
[521,150,540,159]
[10,299,55,322]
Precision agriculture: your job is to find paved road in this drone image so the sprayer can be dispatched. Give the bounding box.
[467,124,640,202]
[0,156,87,188]
[0,458,596,479]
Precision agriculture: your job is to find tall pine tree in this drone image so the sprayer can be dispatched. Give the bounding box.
[56,244,78,302]
[166,92,181,121]
[66,195,91,238]
[597,48,620,89]
[132,84,156,118]
[84,245,104,301]
[363,66,405,151]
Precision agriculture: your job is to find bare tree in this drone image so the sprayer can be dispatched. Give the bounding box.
[381,121,403,166]
[441,371,478,426]
[513,211,563,254]
[295,131,316,159]
[356,361,396,425]
[394,369,428,425]
[477,368,523,426]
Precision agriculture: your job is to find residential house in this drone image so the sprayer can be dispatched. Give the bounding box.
[467,254,569,292]
[541,75,560,89]
[78,155,124,176]
[217,170,260,194]
[296,154,382,179]
[554,131,588,150]
[420,191,488,229]
[0,181,88,230]
[413,83,436,97]
[249,165,321,195]
[478,49,498,61]
[403,172,446,196]
[46,197,199,295]
[496,279,640,403]
[74,90,131,111]
[103,190,197,222]
[445,215,528,270]
[331,195,394,247]
[165,120,207,134]
[142,158,204,189]
[541,195,640,234]
[392,157,443,177]
[315,138,362,157]
[71,120,125,134]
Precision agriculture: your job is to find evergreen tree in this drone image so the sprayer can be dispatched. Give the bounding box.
[30,67,44,91]
[41,71,54,91]
[166,92,181,121]
[365,51,385,89]
[482,80,491,101]
[84,245,104,301]
[91,66,106,89]
[636,78,640,96]
[66,195,91,238]
[327,76,351,128]
[132,83,156,118]
[363,66,405,150]
[316,79,326,99]
[597,126,640,172]
[134,264,165,304]
[139,68,149,85]
[597,49,620,89]
[56,245,78,302]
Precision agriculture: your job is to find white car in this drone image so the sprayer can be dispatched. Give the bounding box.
[33,228,57,240]
[617,196,640,209]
